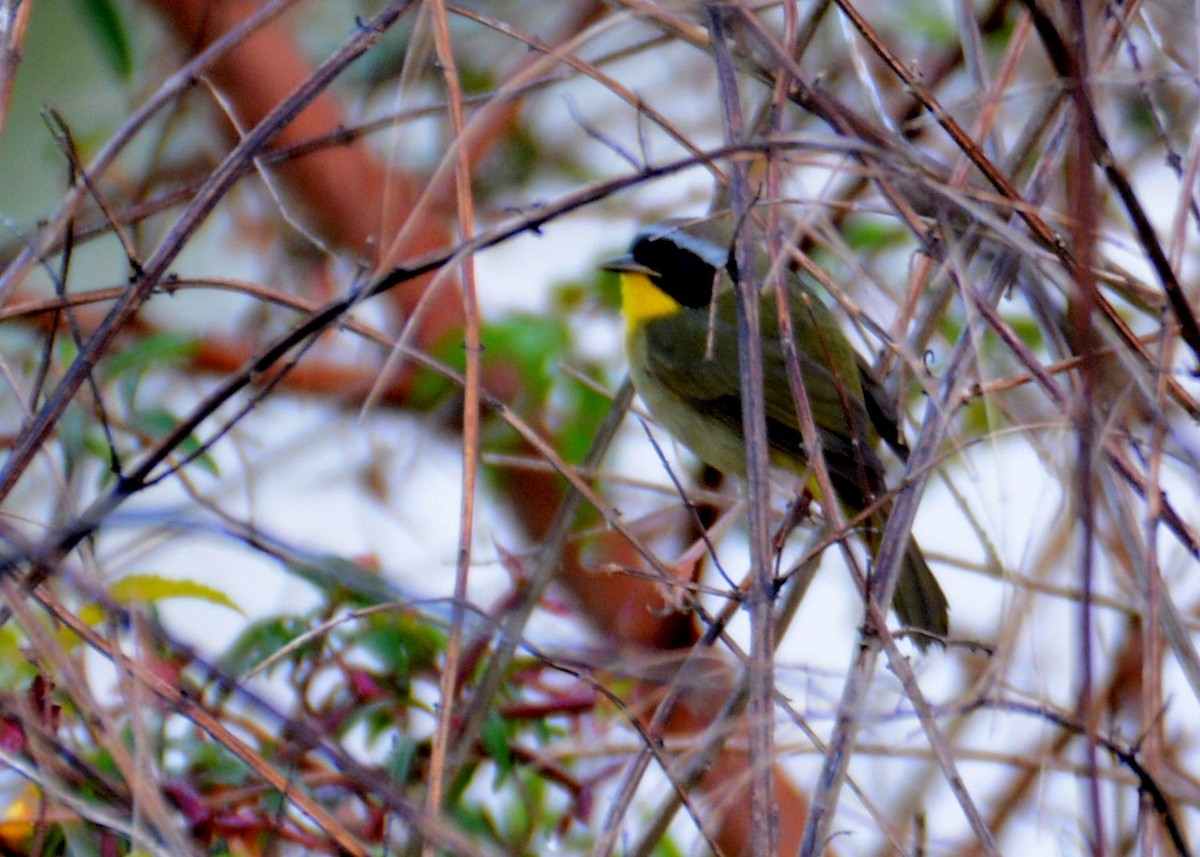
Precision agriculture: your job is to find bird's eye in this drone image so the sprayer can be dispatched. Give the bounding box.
[633,236,717,310]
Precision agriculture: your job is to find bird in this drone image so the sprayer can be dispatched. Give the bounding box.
[603,216,948,643]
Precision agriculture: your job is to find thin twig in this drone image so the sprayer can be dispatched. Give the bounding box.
[423,1,481,849]
[0,0,418,503]
[707,8,777,856]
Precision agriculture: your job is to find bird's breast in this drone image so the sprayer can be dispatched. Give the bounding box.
[625,320,751,476]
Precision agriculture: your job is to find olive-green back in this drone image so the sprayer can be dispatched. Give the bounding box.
[641,277,888,512]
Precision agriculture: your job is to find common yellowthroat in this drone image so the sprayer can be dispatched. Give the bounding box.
[604,217,949,642]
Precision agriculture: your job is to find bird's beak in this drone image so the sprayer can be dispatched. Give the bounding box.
[601,254,658,276]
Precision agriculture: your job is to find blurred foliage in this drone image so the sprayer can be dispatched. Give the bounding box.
[0,563,604,854]
[71,0,133,79]
[0,0,1190,853]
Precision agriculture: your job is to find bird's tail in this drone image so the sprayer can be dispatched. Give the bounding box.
[864,516,949,649]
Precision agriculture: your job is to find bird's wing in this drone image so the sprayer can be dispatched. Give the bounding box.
[643,299,887,510]
[857,353,910,461]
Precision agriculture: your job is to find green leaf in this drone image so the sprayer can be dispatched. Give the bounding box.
[842,218,908,252]
[0,628,35,689]
[107,332,202,419]
[217,615,313,677]
[481,711,514,783]
[172,726,253,786]
[459,63,496,96]
[388,734,419,785]
[549,379,611,465]
[129,406,219,475]
[56,402,90,478]
[481,315,569,405]
[405,331,462,411]
[1004,313,1045,351]
[451,799,494,839]
[650,831,687,857]
[108,574,242,614]
[104,332,200,381]
[358,611,444,678]
[286,554,396,607]
[72,0,133,79]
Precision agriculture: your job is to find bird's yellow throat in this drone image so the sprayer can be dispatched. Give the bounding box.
[619,272,680,335]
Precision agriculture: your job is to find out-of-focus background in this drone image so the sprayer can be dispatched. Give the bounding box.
[0,1,1195,854]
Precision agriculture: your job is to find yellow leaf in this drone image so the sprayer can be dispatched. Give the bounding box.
[0,785,39,845]
[108,575,243,614]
